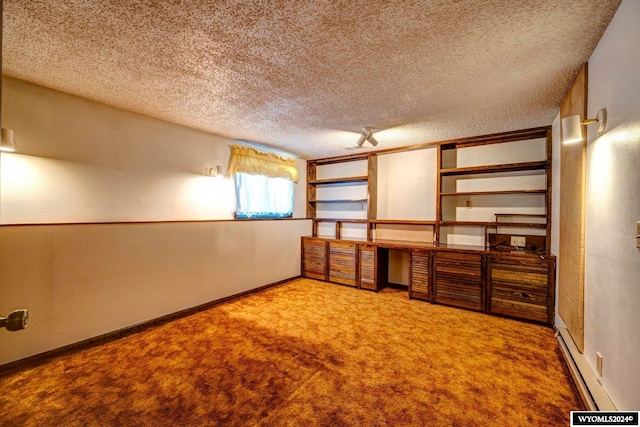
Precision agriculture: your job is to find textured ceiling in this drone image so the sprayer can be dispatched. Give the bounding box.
[2,0,621,159]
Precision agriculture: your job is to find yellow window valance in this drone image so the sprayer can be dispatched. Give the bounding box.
[228,145,299,182]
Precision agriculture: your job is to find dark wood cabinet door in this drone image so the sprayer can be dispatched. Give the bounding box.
[409,249,432,301]
[434,252,484,310]
[302,237,327,280]
[359,244,388,291]
[329,241,358,287]
[488,254,555,324]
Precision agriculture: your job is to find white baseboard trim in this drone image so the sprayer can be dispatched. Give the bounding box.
[556,327,616,411]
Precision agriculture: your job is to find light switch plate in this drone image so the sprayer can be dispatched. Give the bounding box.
[637,221,640,249]
[596,352,604,376]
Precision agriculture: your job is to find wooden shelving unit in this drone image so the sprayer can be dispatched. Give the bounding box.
[303,127,556,325]
[308,176,368,185]
[436,127,552,251]
[307,153,376,239]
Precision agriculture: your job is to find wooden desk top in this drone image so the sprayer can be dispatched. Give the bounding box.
[304,235,555,258]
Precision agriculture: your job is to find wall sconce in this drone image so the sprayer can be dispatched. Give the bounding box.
[0,128,17,152]
[0,309,29,331]
[208,165,223,177]
[562,108,607,144]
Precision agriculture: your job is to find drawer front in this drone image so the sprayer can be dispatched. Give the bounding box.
[329,242,358,286]
[434,252,483,310]
[302,238,327,280]
[410,249,431,301]
[489,256,553,323]
[359,245,377,290]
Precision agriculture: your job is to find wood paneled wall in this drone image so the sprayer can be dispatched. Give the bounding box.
[558,64,588,352]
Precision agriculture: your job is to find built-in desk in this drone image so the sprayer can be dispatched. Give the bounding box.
[301,236,556,325]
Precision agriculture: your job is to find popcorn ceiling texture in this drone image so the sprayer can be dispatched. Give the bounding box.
[2,0,621,159]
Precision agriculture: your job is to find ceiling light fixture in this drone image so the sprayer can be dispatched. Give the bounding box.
[0,128,17,152]
[562,108,607,144]
[356,128,379,147]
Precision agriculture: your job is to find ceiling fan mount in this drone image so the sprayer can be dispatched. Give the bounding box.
[355,128,379,148]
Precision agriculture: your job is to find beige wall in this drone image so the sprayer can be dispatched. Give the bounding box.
[0,78,311,365]
[0,220,310,365]
[0,77,307,224]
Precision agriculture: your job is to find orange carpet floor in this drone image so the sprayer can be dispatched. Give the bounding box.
[0,278,583,426]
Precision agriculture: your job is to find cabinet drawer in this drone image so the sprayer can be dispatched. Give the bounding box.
[302,238,327,280]
[434,252,483,310]
[409,249,431,301]
[329,242,358,287]
[488,255,554,323]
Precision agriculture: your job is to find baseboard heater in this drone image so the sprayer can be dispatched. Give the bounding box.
[556,327,616,411]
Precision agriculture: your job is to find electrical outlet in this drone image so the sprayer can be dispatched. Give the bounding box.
[596,352,604,376]
[510,236,526,247]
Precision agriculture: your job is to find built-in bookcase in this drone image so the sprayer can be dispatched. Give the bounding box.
[303,127,555,325]
[307,127,552,251]
[436,127,552,251]
[307,154,375,239]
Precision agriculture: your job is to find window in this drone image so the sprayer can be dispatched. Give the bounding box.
[227,144,298,219]
[234,173,294,219]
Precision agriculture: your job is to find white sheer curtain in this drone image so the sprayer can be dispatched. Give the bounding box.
[234,173,294,219]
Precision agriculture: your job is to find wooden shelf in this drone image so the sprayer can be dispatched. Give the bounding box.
[440,221,547,228]
[308,176,368,185]
[440,189,546,197]
[440,161,547,176]
[308,199,368,204]
[310,153,369,165]
[370,219,436,225]
[314,218,368,223]
[494,213,547,218]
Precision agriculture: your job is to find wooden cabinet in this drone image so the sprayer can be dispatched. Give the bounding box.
[328,241,358,287]
[359,244,388,292]
[301,237,327,280]
[302,236,556,325]
[409,249,431,301]
[488,254,555,324]
[302,237,327,280]
[434,252,484,311]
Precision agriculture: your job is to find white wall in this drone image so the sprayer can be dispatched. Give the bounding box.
[377,148,437,220]
[581,0,640,410]
[0,77,307,223]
